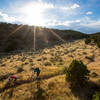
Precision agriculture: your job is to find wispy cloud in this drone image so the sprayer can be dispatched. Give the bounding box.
[71,4,80,9]
[80,17,100,29]
[0,11,16,23]
[57,3,80,11]
[47,16,100,33]
[86,11,93,15]
[47,19,81,27]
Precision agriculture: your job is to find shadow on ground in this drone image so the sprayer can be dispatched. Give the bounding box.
[25,78,47,100]
[1,88,14,99]
[70,81,100,100]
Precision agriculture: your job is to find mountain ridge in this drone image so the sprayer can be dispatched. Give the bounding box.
[0,22,99,52]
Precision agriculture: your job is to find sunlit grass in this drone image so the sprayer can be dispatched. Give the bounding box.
[0,40,100,100]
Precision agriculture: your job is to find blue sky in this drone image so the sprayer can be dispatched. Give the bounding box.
[0,0,100,33]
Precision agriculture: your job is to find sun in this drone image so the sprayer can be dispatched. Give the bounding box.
[21,3,45,26]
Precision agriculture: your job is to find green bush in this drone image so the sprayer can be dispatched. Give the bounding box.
[92,92,100,100]
[93,36,98,43]
[44,62,51,66]
[85,38,91,44]
[97,41,100,48]
[66,60,90,87]
[17,66,24,73]
[96,38,100,48]
[85,35,100,48]
[48,81,55,89]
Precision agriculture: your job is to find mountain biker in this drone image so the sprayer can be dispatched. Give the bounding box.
[32,67,40,79]
[8,75,18,83]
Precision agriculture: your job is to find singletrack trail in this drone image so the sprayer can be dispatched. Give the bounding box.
[0,71,64,93]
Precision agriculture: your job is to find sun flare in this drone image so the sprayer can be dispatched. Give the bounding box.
[21,3,45,26]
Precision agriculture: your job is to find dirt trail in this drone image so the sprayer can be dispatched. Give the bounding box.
[0,72,64,93]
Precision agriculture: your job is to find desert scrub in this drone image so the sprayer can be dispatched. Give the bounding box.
[34,88,47,100]
[50,56,63,64]
[92,92,100,100]
[85,56,94,62]
[97,39,100,48]
[85,35,100,48]
[37,58,42,61]
[29,59,33,62]
[85,38,91,44]
[56,96,64,100]
[0,73,13,81]
[1,64,6,67]
[62,66,68,74]
[90,72,98,78]
[68,55,73,58]
[58,62,64,66]
[24,62,29,65]
[44,62,52,66]
[17,66,24,73]
[42,57,47,60]
[66,60,90,87]
[83,52,87,55]
[48,81,55,89]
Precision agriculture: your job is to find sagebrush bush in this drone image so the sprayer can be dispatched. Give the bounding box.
[44,62,51,66]
[66,60,90,87]
[97,39,100,48]
[85,35,100,48]
[50,56,62,64]
[85,38,91,44]
[93,36,98,43]
[17,66,24,73]
[92,92,100,100]
[48,81,55,89]
[85,56,94,62]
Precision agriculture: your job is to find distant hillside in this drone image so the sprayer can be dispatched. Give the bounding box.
[0,22,88,52]
[89,32,100,36]
[84,31,100,48]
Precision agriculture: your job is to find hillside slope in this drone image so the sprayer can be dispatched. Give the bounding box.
[0,23,88,52]
[0,39,100,100]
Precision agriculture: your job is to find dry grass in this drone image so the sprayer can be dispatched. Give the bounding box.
[0,39,100,100]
